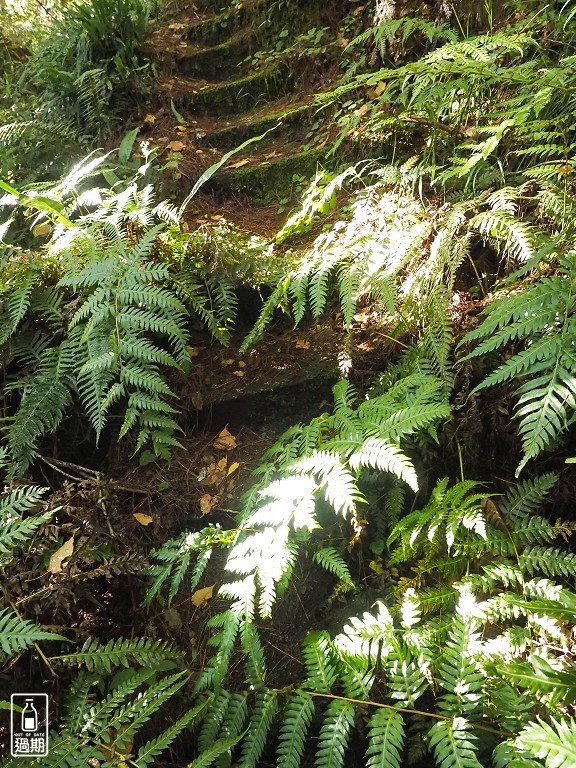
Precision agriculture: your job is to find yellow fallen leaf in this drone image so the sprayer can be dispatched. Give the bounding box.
[167,140,186,152]
[33,222,52,237]
[188,346,200,357]
[295,338,310,349]
[213,427,237,450]
[233,370,245,377]
[191,584,214,607]
[230,158,250,168]
[227,462,240,476]
[237,361,246,368]
[176,125,187,132]
[221,358,235,366]
[48,536,74,574]
[133,512,154,526]
[144,113,156,123]
[168,22,185,29]
[200,493,218,514]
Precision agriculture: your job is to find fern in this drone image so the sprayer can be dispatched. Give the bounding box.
[0,608,66,659]
[428,718,483,768]
[276,693,316,768]
[315,698,355,768]
[518,718,576,768]
[52,636,179,673]
[366,709,405,768]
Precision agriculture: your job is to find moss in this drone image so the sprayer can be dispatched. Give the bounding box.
[178,65,292,116]
[209,147,333,203]
[203,102,314,149]
[186,0,270,47]
[178,30,253,81]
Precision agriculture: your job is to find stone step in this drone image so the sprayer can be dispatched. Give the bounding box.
[177,30,253,81]
[171,65,293,117]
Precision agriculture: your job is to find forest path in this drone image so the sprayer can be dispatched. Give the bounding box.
[142,0,342,234]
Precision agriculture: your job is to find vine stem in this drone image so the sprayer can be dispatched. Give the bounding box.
[295,689,514,738]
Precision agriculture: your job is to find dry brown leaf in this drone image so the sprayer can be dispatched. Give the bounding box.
[367,81,387,99]
[227,462,240,476]
[168,22,185,29]
[48,536,74,574]
[213,427,237,450]
[295,338,311,349]
[233,370,245,377]
[133,512,154,526]
[191,584,215,607]
[203,457,228,487]
[144,113,156,123]
[167,140,186,152]
[199,493,218,515]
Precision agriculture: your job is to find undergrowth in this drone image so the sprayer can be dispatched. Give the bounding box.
[2,0,576,766]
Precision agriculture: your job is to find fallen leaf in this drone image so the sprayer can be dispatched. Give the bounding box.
[133,512,154,526]
[367,81,387,99]
[233,370,245,377]
[188,346,201,357]
[295,338,311,349]
[227,462,240,476]
[168,22,185,29]
[48,536,74,574]
[200,493,218,514]
[167,140,186,152]
[230,158,250,168]
[221,358,235,366]
[144,113,156,123]
[176,125,187,132]
[191,584,215,607]
[238,360,246,368]
[213,427,237,450]
[203,457,228,487]
[32,222,52,237]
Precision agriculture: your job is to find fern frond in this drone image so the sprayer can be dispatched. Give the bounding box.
[0,608,66,659]
[518,717,576,768]
[276,693,315,768]
[315,698,355,768]
[428,718,483,768]
[365,709,405,768]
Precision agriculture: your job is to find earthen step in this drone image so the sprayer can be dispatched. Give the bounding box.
[185,0,271,47]
[200,102,315,149]
[204,146,329,202]
[171,65,293,117]
[177,30,254,80]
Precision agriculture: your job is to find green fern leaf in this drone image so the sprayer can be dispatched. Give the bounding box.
[428,718,483,768]
[277,693,315,768]
[365,709,405,768]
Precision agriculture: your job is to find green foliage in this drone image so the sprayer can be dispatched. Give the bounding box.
[0,153,240,472]
[461,252,576,474]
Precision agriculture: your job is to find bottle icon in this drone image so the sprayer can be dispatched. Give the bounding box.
[22,699,37,732]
